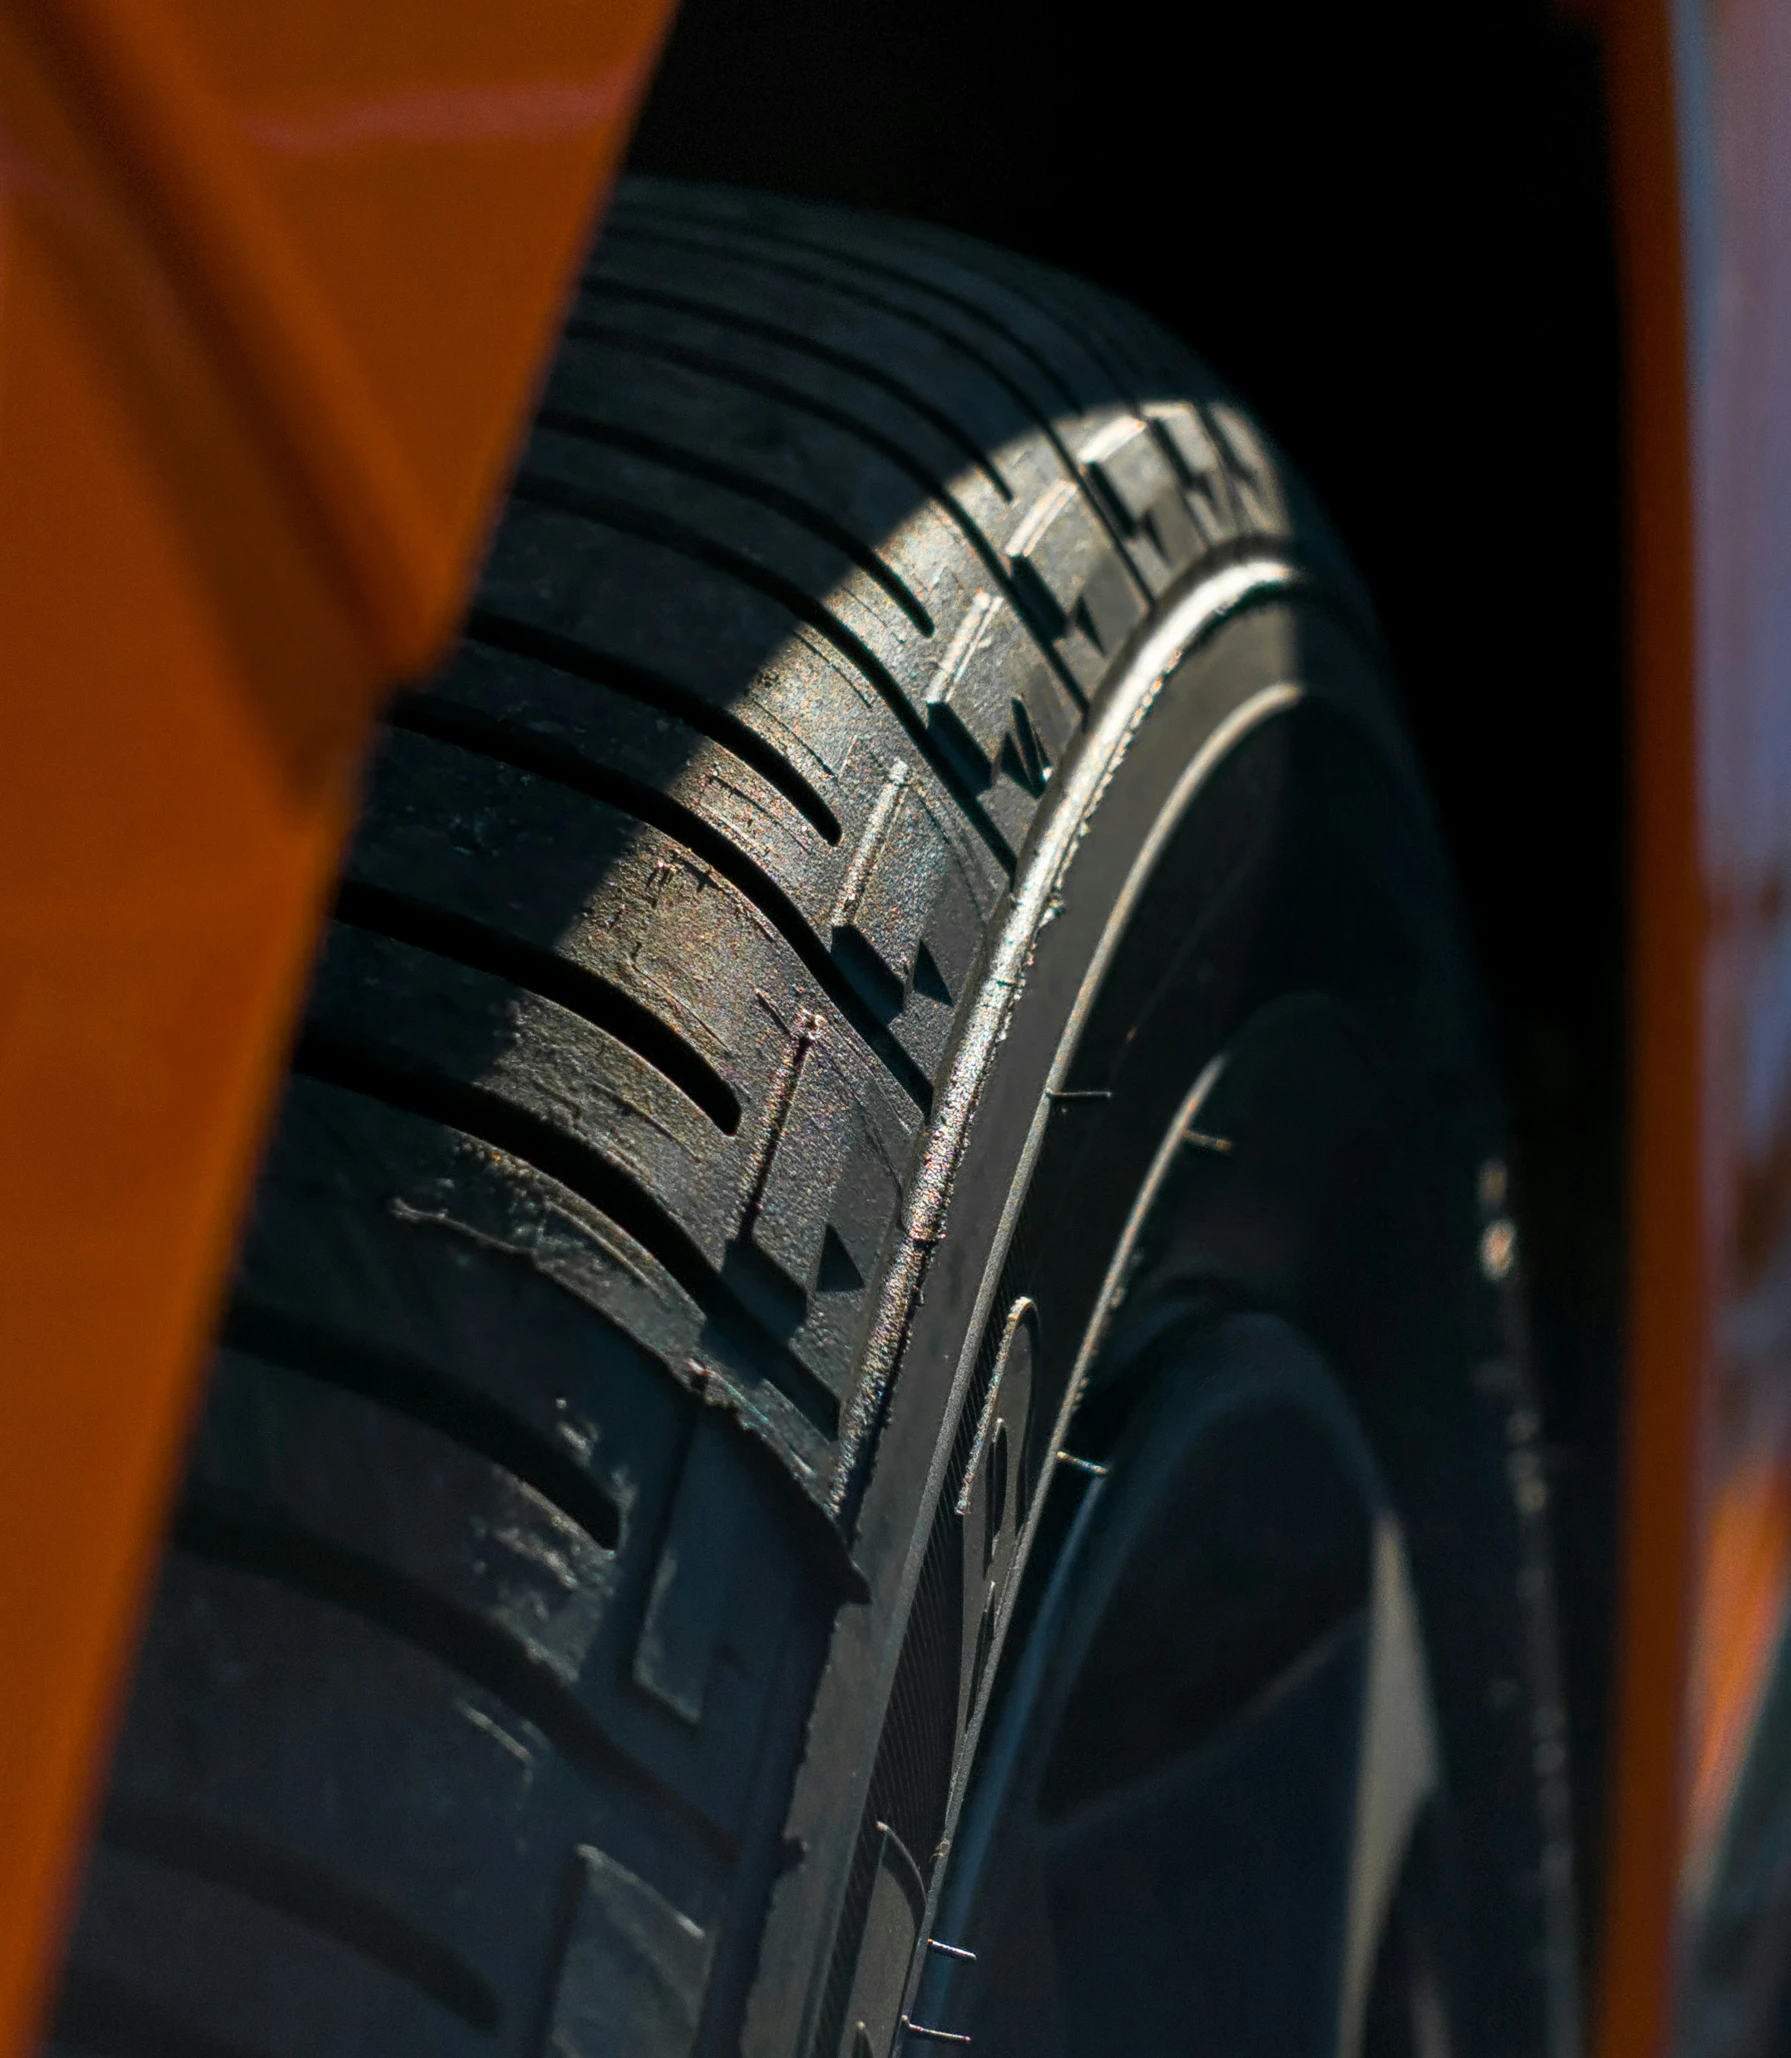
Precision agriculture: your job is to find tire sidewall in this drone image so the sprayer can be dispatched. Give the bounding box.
[747,571,1570,2058]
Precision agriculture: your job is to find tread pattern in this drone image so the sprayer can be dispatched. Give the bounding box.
[56,180,1302,2058]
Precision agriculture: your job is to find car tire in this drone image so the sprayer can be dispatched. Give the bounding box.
[49,177,1577,2058]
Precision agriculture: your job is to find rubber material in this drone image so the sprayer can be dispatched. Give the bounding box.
[49,179,1572,2058]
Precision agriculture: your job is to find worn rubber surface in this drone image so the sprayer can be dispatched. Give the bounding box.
[50,179,1574,2058]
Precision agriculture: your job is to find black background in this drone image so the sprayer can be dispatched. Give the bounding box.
[626,0,1626,1979]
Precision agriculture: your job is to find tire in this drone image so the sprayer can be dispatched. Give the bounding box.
[50,179,1577,2058]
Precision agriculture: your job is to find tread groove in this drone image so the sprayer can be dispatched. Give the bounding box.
[738,214,1086,417]
[219,1298,623,1553]
[895,241,1172,421]
[573,271,1011,502]
[171,1482,737,1860]
[596,216,1150,599]
[558,318,1079,695]
[381,695,934,1114]
[462,606,841,844]
[799,218,1140,414]
[599,218,1070,449]
[812,228,1168,464]
[532,406,935,635]
[506,467,1015,874]
[99,1796,500,2033]
[331,877,743,1135]
[287,1033,841,1438]
[608,203,1083,420]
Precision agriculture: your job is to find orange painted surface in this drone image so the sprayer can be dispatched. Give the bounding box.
[1596,0,1791,2045]
[1672,0,1791,2039]
[1594,0,1702,2051]
[0,3,673,2054]
[1684,1455,1791,1891]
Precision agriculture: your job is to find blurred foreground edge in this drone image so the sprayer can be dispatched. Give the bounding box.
[0,3,672,2052]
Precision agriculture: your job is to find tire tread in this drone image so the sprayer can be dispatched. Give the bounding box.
[58,179,1303,2058]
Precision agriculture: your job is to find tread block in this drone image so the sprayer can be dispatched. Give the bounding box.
[829,760,944,992]
[236,1098,816,1822]
[924,588,1005,769]
[149,1491,773,1862]
[60,1845,492,2058]
[240,1082,687,1485]
[1145,400,1246,548]
[830,755,987,1073]
[734,1005,911,1402]
[476,503,1006,945]
[632,1413,760,1723]
[765,1041,894,1305]
[510,423,1026,890]
[1077,414,1204,592]
[431,637,839,925]
[194,1350,618,1691]
[566,279,1027,569]
[923,589,1080,847]
[1207,401,1289,534]
[103,1558,582,2017]
[611,186,1101,431]
[480,500,859,833]
[552,281,1090,854]
[745,1012,854,1295]
[545,1846,715,2058]
[519,425,929,689]
[247,1080,834,1495]
[347,730,932,1192]
[542,337,936,602]
[584,231,1070,513]
[307,924,743,1266]
[1004,479,1144,692]
[750,203,1124,417]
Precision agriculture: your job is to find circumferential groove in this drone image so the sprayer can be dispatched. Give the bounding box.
[663,208,1089,419]
[938,248,1167,415]
[99,1796,499,2033]
[604,207,1083,432]
[574,270,1012,503]
[811,227,1169,560]
[461,605,841,845]
[220,1298,623,1553]
[288,1033,842,1440]
[594,214,1147,593]
[170,1483,735,1861]
[601,217,1161,600]
[561,316,952,526]
[331,874,742,1136]
[506,467,1015,876]
[533,406,935,635]
[389,668,936,1119]
[557,320,1075,694]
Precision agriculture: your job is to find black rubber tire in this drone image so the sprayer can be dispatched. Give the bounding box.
[50,179,1576,2058]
